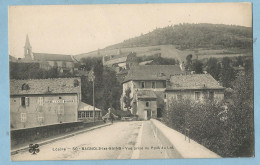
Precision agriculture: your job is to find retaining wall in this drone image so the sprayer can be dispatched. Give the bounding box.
[11,120,104,149]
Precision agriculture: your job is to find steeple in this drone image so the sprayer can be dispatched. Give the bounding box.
[24,34,33,60]
[24,34,31,48]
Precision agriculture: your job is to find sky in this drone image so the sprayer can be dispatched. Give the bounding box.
[8,3,252,58]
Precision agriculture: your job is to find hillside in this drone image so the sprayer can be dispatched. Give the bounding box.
[75,23,252,62]
[106,23,252,50]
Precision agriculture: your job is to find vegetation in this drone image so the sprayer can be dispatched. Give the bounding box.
[163,56,254,157]
[106,23,252,50]
[123,88,133,111]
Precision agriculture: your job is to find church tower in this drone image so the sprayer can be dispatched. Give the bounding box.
[24,34,33,61]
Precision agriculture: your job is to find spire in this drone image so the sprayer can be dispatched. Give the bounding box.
[24,34,31,48]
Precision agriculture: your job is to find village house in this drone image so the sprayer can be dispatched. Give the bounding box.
[10,78,83,129]
[164,74,225,110]
[102,49,138,73]
[121,65,184,120]
[19,35,76,73]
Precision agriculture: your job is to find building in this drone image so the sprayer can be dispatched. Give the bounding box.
[21,35,76,73]
[78,102,102,121]
[10,78,82,129]
[102,50,138,72]
[121,65,184,120]
[165,74,225,110]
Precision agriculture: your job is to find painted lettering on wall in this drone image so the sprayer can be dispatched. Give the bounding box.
[45,100,75,103]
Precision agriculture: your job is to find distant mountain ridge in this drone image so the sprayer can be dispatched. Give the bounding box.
[105,23,252,50]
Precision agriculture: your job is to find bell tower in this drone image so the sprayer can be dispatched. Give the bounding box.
[24,34,33,61]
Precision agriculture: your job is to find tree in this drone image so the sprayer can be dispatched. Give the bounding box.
[123,88,133,111]
[185,54,193,71]
[227,72,254,156]
[191,60,203,74]
[220,57,236,87]
[206,58,221,80]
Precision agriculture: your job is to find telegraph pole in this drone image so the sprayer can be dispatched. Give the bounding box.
[93,77,95,122]
[89,68,95,123]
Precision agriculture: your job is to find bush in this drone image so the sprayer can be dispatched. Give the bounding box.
[163,96,254,157]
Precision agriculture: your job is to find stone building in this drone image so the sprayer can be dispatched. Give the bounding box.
[165,74,225,110]
[10,78,82,129]
[121,65,184,120]
[21,35,76,73]
[102,50,138,72]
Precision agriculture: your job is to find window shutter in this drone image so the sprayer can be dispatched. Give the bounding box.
[25,97,29,106]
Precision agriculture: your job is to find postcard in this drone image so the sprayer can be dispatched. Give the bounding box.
[8,3,253,161]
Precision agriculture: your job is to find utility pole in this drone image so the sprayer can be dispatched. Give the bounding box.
[88,68,95,123]
[93,77,95,122]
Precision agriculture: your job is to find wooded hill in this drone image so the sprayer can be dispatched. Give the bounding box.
[105,23,252,50]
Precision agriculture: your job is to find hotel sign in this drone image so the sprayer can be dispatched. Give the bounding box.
[45,100,75,103]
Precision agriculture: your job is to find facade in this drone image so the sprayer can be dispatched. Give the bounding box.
[21,35,76,73]
[102,50,138,72]
[10,78,81,130]
[78,102,102,121]
[121,65,184,120]
[165,74,225,110]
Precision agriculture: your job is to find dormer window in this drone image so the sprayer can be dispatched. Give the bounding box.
[74,79,79,87]
[21,83,29,90]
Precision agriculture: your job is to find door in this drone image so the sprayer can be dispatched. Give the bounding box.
[147,109,151,120]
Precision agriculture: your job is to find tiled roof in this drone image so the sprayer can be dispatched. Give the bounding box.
[33,53,74,62]
[166,74,224,91]
[123,65,184,82]
[10,78,81,95]
[136,90,157,99]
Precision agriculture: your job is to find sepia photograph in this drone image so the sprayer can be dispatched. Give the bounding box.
[8,3,253,161]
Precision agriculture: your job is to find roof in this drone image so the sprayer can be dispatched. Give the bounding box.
[166,74,224,91]
[136,90,157,99]
[123,65,184,82]
[33,53,74,62]
[10,78,81,95]
[78,102,101,111]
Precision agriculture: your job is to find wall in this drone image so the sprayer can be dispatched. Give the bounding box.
[133,80,166,89]
[136,99,157,120]
[10,94,79,130]
[165,89,225,110]
[11,120,104,149]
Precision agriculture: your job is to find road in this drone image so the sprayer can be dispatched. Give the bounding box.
[11,121,181,161]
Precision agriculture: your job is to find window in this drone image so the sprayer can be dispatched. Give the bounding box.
[22,83,29,90]
[25,97,29,106]
[152,81,156,88]
[37,113,44,123]
[38,97,43,106]
[82,112,85,118]
[209,91,214,100]
[163,81,166,88]
[78,112,81,118]
[21,97,26,106]
[146,102,150,107]
[89,111,93,117]
[195,91,201,100]
[141,81,145,88]
[59,97,62,99]
[74,79,79,87]
[21,113,27,122]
